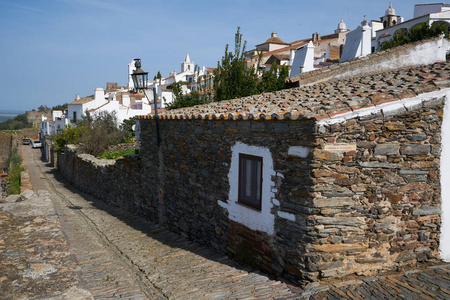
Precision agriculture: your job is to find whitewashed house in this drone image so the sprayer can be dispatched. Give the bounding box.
[40,110,69,136]
[341,3,450,62]
[67,86,152,125]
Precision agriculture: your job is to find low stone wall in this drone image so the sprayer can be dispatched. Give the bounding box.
[287,36,450,88]
[57,147,158,220]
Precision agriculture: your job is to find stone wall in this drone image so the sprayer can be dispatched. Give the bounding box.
[0,132,13,170]
[57,147,157,220]
[26,111,51,128]
[286,36,450,88]
[57,95,444,285]
[57,118,318,285]
[305,97,444,280]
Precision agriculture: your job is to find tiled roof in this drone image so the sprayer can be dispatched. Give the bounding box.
[68,96,94,105]
[256,36,289,46]
[137,61,450,121]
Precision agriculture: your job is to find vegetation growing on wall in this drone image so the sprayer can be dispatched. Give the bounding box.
[100,149,138,159]
[54,111,129,157]
[7,153,23,195]
[54,125,83,152]
[380,21,449,51]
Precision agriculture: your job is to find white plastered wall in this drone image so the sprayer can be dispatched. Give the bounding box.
[440,91,450,261]
[218,142,277,235]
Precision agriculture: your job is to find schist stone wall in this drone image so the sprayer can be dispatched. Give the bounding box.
[57,92,445,285]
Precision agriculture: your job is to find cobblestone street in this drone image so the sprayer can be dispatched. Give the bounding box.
[0,145,449,299]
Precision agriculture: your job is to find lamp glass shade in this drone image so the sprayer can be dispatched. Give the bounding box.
[131,69,148,90]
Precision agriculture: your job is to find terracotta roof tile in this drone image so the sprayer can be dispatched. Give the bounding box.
[68,96,94,105]
[136,60,450,122]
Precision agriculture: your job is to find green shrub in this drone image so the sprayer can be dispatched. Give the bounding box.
[100,149,138,159]
[7,153,23,195]
[380,21,449,51]
[54,125,84,152]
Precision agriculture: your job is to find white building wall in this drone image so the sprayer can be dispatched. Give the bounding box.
[290,41,315,77]
[440,90,450,262]
[218,142,277,235]
[415,3,450,18]
[68,104,83,124]
[340,22,372,62]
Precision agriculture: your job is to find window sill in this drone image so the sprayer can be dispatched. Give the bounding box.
[235,201,262,212]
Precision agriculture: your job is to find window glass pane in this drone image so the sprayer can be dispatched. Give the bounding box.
[256,161,261,200]
[245,159,252,197]
[238,154,263,210]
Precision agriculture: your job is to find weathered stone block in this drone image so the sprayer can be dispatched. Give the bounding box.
[386,193,403,205]
[334,178,360,186]
[312,197,355,208]
[385,122,407,131]
[398,170,428,175]
[312,170,347,178]
[400,143,431,155]
[311,244,367,253]
[374,144,399,156]
[313,149,342,161]
[358,162,401,169]
[314,216,364,227]
[406,134,427,141]
[413,206,440,216]
[308,261,344,272]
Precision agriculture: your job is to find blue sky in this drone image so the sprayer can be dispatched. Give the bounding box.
[0,0,441,112]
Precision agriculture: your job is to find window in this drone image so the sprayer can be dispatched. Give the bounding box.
[73,111,77,122]
[238,154,263,210]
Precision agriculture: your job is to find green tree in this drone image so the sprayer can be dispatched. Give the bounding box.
[78,111,124,156]
[213,27,259,101]
[54,124,84,152]
[38,105,50,112]
[54,111,125,156]
[381,21,449,51]
[258,62,289,93]
[165,79,205,110]
[52,103,68,111]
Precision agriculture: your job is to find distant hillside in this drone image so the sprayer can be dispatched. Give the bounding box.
[0,113,19,123]
[0,113,32,130]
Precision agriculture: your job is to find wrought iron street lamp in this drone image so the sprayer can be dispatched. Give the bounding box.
[131,59,148,90]
[130,58,160,146]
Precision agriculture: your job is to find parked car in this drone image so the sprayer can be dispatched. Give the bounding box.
[32,140,42,148]
[22,138,31,145]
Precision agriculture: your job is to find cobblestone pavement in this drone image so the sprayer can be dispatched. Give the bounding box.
[1,146,449,299]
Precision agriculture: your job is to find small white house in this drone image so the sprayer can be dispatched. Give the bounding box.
[67,87,152,125]
[40,110,69,136]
